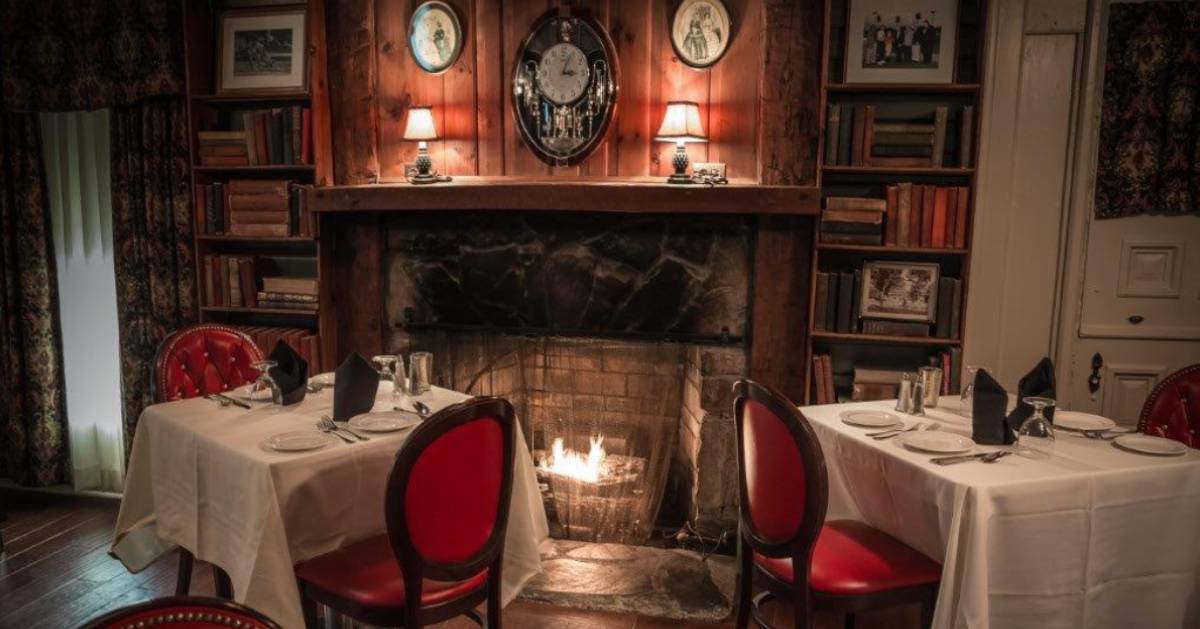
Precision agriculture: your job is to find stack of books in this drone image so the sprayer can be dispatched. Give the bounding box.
[233,325,322,371]
[933,276,964,340]
[813,270,863,334]
[810,354,836,404]
[195,180,314,237]
[851,368,903,402]
[825,103,973,168]
[197,131,251,166]
[820,197,885,245]
[203,255,259,308]
[883,183,969,249]
[258,276,319,312]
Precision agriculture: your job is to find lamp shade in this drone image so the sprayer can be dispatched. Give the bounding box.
[403,106,439,141]
[655,101,707,143]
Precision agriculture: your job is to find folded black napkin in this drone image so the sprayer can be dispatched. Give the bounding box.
[1007,357,1057,427]
[973,368,1016,445]
[267,340,308,406]
[333,352,381,421]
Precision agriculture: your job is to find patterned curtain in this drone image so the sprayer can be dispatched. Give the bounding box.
[0,0,184,112]
[0,113,71,487]
[1095,2,1200,219]
[111,98,197,450]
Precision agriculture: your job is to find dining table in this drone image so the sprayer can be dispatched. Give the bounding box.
[110,382,549,629]
[802,396,1200,629]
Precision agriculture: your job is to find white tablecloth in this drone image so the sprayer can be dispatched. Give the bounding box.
[802,398,1200,629]
[111,384,548,629]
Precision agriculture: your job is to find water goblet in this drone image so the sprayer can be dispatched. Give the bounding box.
[1016,396,1056,458]
[249,360,280,405]
[959,364,986,418]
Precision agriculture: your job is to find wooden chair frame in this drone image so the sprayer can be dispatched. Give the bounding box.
[1137,363,1200,444]
[79,596,282,629]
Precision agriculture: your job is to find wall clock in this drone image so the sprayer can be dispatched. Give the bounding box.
[512,8,619,166]
[409,1,463,74]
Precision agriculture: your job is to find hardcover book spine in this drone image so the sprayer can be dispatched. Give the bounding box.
[850,105,866,166]
[825,105,841,166]
[959,105,974,168]
[932,106,949,167]
[920,185,935,248]
[814,272,829,331]
[909,184,924,248]
[932,187,948,248]
[861,105,876,167]
[837,106,854,166]
[884,185,899,246]
[897,182,912,247]
[836,271,854,333]
[954,186,969,248]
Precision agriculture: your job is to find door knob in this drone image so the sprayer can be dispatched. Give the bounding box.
[1088,353,1103,395]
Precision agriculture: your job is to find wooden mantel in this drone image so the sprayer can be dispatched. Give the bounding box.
[308,177,820,215]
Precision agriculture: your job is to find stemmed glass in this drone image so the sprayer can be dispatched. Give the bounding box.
[371,354,397,381]
[249,360,280,405]
[373,354,410,407]
[959,364,985,418]
[1015,396,1056,458]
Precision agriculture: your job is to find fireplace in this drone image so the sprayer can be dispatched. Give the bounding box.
[380,211,750,543]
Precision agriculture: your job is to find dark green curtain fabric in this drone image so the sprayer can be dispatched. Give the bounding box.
[1095,2,1200,219]
[0,113,71,487]
[111,97,197,451]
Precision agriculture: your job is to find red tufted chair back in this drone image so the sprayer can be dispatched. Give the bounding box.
[734,380,828,573]
[1138,364,1200,449]
[385,396,516,586]
[154,324,264,403]
[81,596,282,629]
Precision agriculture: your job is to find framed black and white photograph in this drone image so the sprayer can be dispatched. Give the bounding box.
[845,0,957,84]
[860,261,940,322]
[408,1,464,74]
[217,7,308,95]
[671,0,733,69]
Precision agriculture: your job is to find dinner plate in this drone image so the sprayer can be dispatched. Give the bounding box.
[840,410,903,428]
[349,411,420,433]
[1054,411,1116,432]
[897,430,975,454]
[263,430,333,452]
[311,372,336,387]
[1112,434,1188,457]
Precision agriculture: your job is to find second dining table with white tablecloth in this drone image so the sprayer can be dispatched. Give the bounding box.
[802,397,1200,629]
[110,383,548,629]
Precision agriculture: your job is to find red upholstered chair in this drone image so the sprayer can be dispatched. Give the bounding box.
[153,324,265,599]
[1138,364,1200,448]
[294,396,516,629]
[733,380,942,629]
[80,596,282,629]
[154,324,265,403]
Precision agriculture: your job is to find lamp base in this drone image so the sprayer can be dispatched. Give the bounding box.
[409,172,440,185]
[666,173,695,185]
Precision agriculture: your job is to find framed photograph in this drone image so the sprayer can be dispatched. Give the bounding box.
[409,1,464,74]
[860,261,940,322]
[671,0,733,69]
[217,7,308,95]
[845,0,957,84]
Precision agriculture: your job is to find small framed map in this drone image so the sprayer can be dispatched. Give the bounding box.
[671,0,733,69]
[217,7,308,95]
[409,1,464,74]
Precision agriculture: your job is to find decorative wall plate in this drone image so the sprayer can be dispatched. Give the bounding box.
[671,0,733,69]
[511,8,619,167]
[408,1,463,74]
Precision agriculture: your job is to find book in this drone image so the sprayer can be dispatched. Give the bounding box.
[821,354,836,403]
[301,108,313,164]
[851,382,900,402]
[909,184,924,248]
[199,144,250,157]
[944,188,959,247]
[872,122,936,134]
[853,367,905,385]
[281,107,294,165]
[836,272,854,333]
[884,185,899,246]
[197,130,247,143]
[822,208,885,223]
[949,279,963,340]
[198,155,250,166]
[257,300,319,312]
[291,105,303,164]
[931,187,949,248]
[814,272,829,331]
[954,186,969,248]
[935,277,954,338]
[238,258,258,308]
[825,196,887,212]
[837,105,854,166]
[861,320,931,337]
[870,156,931,167]
[861,105,876,166]
[257,291,318,303]
[897,182,912,247]
[872,145,933,157]
[920,184,936,248]
[949,347,963,393]
[873,132,935,147]
[812,355,827,404]
[228,257,242,307]
[932,106,949,167]
[261,276,319,295]
[850,269,862,333]
[229,210,291,224]
[825,105,841,165]
[819,232,883,245]
[959,105,974,168]
[850,105,866,166]
[825,272,838,331]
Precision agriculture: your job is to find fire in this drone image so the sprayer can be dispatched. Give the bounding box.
[541,436,607,483]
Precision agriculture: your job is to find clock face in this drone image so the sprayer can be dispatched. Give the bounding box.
[536,43,591,105]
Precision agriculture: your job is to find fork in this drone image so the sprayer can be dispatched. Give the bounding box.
[323,415,370,441]
[316,419,355,443]
[1082,428,1136,441]
[869,422,924,439]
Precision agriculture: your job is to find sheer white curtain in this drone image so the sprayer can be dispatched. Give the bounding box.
[40,110,126,493]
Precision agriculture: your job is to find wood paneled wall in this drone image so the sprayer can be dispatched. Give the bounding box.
[325,0,821,186]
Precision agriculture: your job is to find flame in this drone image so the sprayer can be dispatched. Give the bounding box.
[541,436,607,483]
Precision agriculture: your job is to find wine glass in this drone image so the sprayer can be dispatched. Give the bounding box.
[1016,396,1056,458]
[372,354,397,382]
[392,356,411,407]
[959,364,986,418]
[248,360,280,405]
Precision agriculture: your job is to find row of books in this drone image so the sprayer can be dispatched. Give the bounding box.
[825,103,973,168]
[820,185,969,249]
[203,254,319,312]
[810,352,964,404]
[193,180,315,237]
[232,325,322,373]
[196,106,312,166]
[813,270,962,338]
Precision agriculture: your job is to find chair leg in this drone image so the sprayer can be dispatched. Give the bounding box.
[175,549,194,596]
[214,566,234,599]
[298,585,320,629]
[791,586,813,629]
[486,557,503,629]
[734,534,754,629]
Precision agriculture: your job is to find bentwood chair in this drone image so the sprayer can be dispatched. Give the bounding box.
[732,379,942,629]
[1138,363,1200,449]
[79,596,282,629]
[294,396,517,629]
[154,324,266,598]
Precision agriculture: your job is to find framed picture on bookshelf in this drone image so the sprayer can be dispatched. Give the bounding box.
[217,7,308,95]
[860,261,940,322]
[845,0,957,84]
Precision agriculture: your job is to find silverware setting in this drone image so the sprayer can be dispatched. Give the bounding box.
[1080,428,1137,441]
[206,394,231,407]
[931,450,1012,465]
[334,420,371,441]
[208,393,251,409]
[317,417,358,443]
[869,421,938,440]
[395,401,433,418]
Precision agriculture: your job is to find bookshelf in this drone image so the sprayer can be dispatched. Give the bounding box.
[805,0,987,404]
[183,0,334,371]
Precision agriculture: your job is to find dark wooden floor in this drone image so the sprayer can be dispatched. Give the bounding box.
[0,490,916,629]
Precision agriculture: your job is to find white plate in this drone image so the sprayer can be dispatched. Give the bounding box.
[897,430,975,454]
[311,372,336,387]
[349,411,420,433]
[263,430,333,452]
[840,410,903,428]
[1112,434,1188,457]
[1054,411,1116,432]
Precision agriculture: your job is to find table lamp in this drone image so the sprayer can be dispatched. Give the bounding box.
[655,101,708,184]
[403,106,443,184]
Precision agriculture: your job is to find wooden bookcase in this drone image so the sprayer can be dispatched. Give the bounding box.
[182,0,334,370]
[804,0,987,403]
